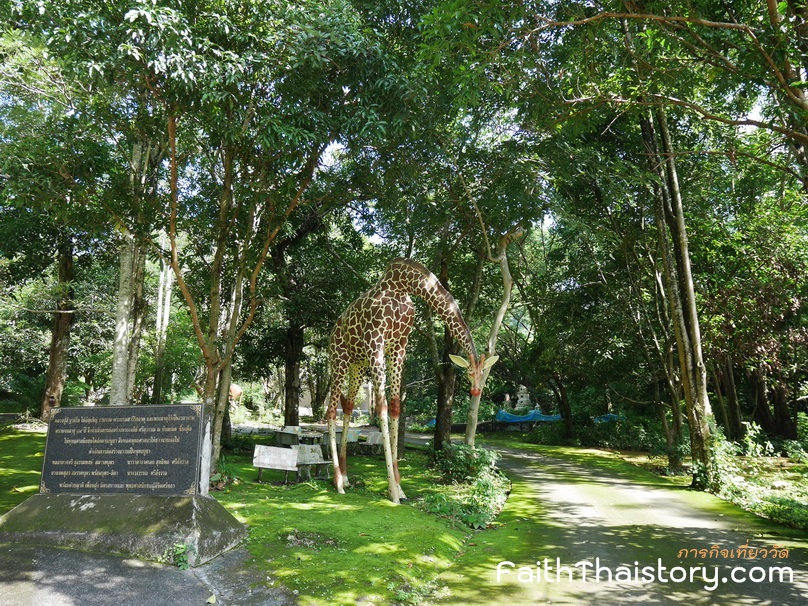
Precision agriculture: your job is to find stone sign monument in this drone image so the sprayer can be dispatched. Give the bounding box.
[41,405,203,495]
[0,404,246,566]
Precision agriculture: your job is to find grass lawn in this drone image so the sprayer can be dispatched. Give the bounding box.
[0,425,45,513]
[214,446,472,605]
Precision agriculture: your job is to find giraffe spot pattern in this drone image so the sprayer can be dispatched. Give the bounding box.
[326,258,485,502]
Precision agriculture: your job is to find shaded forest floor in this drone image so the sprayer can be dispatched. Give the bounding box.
[2,423,807,605]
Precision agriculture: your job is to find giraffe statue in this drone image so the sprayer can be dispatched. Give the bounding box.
[326,258,498,504]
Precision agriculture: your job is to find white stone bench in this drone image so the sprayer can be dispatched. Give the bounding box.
[291,444,330,481]
[357,431,383,455]
[322,428,361,457]
[253,445,298,483]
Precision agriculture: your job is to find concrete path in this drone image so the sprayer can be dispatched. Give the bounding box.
[436,446,808,605]
[0,544,293,606]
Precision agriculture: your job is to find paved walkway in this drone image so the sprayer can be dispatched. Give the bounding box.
[0,544,293,606]
[436,446,808,605]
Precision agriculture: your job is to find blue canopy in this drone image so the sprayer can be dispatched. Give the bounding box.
[593,413,622,424]
[495,409,562,423]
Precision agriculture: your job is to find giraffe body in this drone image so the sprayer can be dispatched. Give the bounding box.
[327,258,497,503]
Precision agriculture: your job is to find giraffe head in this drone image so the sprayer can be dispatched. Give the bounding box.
[449,353,499,397]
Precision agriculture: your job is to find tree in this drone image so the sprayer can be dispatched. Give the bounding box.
[7,0,413,469]
[0,28,115,418]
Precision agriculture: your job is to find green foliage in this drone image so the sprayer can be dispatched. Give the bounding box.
[171,543,192,571]
[429,443,499,483]
[797,412,808,449]
[740,422,775,458]
[780,441,808,464]
[209,455,239,491]
[709,427,808,530]
[526,416,672,454]
[423,443,510,529]
[0,375,45,415]
[408,422,433,434]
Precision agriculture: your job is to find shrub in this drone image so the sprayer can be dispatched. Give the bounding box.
[707,428,742,495]
[526,421,576,446]
[429,443,499,483]
[708,426,808,530]
[781,440,808,463]
[797,412,808,450]
[422,443,510,529]
[740,422,775,457]
[525,415,669,453]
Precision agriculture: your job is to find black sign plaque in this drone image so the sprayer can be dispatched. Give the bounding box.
[41,404,204,496]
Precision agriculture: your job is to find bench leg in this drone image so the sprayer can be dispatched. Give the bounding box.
[297,465,313,482]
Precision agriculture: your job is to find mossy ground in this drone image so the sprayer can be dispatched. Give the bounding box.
[214,449,470,605]
[0,426,45,513]
[1,425,473,604]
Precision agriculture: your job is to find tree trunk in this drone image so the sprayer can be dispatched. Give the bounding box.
[284,324,305,427]
[433,329,457,450]
[40,240,75,421]
[626,15,714,487]
[216,364,233,447]
[656,110,713,489]
[723,356,745,440]
[152,236,173,405]
[711,364,732,438]
[431,256,459,451]
[654,379,681,469]
[640,108,714,489]
[771,381,797,439]
[465,230,522,446]
[126,242,147,404]
[751,368,777,434]
[210,268,246,468]
[306,356,329,420]
[110,233,135,406]
[164,113,319,475]
[552,373,573,438]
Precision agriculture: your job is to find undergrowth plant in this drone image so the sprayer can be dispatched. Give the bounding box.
[526,416,671,453]
[421,443,510,529]
[709,425,808,530]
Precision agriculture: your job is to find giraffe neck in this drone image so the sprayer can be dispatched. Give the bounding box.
[381,258,477,359]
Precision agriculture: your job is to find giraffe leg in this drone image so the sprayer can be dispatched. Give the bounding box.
[389,396,406,502]
[387,340,408,501]
[337,367,362,488]
[327,363,348,494]
[370,353,400,504]
[339,395,353,488]
[327,406,343,494]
